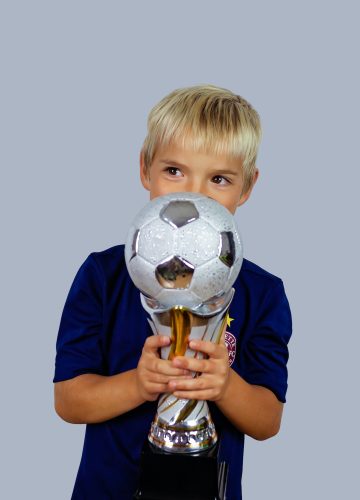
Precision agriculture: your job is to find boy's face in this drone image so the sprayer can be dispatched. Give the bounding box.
[140,140,258,214]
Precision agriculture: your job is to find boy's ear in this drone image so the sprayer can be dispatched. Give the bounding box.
[237,169,259,207]
[140,151,150,191]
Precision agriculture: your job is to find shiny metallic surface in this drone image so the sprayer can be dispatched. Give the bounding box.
[141,288,234,317]
[155,255,194,289]
[194,288,234,316]
[148,414,217,453]
[160,200,199,228]
[155,288,203,310]
[219,231,235,267]
[130,229,140,261]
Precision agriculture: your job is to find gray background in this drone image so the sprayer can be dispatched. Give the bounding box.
[1,1,359,498]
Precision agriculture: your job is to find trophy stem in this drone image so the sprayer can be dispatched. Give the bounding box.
[142,296,233,454]
[169,306,192,359]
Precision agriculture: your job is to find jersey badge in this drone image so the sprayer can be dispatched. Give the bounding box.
[224,315,236,366]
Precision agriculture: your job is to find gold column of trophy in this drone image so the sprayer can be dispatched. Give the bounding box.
[125,192,243,499]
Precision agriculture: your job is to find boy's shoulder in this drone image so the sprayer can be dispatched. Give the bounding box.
[91,245,125,258]
[235,258,286,308]
[89,244,125,267]
[91,243,125,259]
[83,244,127,283]
[240,258,283,286]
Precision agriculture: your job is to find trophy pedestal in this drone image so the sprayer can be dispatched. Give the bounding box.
[133,441,228,500]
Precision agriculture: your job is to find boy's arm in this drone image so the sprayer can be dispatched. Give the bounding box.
[55,370,142,424]
[54,335,188,424]
[168,337,283,441]
[216,369,284,440]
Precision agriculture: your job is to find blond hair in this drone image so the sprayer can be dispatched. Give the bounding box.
[141,84,262,193]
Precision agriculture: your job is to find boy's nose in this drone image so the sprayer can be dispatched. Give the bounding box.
[185,179,209,198]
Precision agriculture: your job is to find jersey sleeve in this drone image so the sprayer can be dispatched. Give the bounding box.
[53,254,105,383]
[241,281,292,403]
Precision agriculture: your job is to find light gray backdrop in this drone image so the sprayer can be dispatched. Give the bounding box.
[1,1,359,498]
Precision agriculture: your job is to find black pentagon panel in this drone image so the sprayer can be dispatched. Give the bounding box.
[219,231,235,267]
[130,229,140,261]
[155,255,194,289]
[160,201,199,228]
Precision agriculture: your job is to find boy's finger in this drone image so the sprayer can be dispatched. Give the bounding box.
[188,339,226,359]
[173,389,213,401]
[148,373,191,384]
[169,377,213,394]
[143,335,170,352]
[148,360,189,377]
[172,356,210,373]
[167,375,193,383]
[220,330,226,345]
[146,382,169,395]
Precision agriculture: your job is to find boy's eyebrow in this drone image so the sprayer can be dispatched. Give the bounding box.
[159,159,189,168]
[159,159,240,176]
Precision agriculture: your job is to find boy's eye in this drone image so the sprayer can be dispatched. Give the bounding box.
[166,166,182,176]
[212,175,230,185]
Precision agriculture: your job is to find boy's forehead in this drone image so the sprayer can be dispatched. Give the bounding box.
[153,140,243,171]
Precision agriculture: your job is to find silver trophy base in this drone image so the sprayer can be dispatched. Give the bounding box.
[148,413,217,453]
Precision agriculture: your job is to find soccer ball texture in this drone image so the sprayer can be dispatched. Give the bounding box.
[125,192,243,310]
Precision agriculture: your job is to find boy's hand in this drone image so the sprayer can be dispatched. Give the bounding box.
[168,334,230,401]
[136,335,190,402]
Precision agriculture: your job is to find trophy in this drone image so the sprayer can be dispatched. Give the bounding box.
[125,192,243,500]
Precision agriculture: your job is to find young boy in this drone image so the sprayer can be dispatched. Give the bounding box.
[54,84,292,500]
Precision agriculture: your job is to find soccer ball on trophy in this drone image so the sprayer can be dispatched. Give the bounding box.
[125,192,243,314]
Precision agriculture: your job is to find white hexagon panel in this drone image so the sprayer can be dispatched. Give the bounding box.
[175,218,221,267]
[190,257,231,301]
[193,197,235,233]
[137,218,175,265]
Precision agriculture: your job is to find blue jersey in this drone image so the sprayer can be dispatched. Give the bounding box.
[54,245,292,500]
